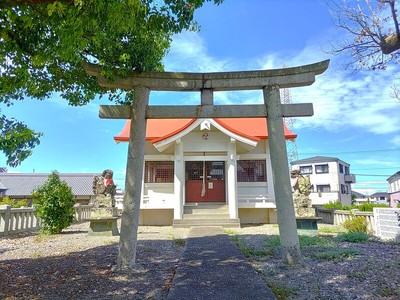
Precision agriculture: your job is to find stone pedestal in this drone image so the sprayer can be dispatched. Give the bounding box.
[87,195,120,236]
[294,207,321,236]
[296,217,322,236]
[88,217,119,236]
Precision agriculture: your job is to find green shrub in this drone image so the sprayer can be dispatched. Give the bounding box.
[335,232,369,243]
[357,202,388,212]
[323,201,343,210]
[342,216,367,233]
[0,196,28,208]
[33,171,75,234]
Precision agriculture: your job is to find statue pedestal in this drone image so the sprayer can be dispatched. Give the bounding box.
[296,217,322,236]
[87,195,120,236]
[88,217,119,236]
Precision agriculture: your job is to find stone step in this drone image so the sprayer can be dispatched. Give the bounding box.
[182,213,231,220]
[184,204,229,215]
[173,218,241,228]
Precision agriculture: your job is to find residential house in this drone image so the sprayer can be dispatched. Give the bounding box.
[369,192,389,204]
[387,171,400,208]
[0,173,97,205]
[114,118,297,226]
[290,156,356,207]
[352,191,368,205]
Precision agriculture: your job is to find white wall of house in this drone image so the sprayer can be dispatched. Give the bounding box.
[291,160,353,206]
[388,172,400,207]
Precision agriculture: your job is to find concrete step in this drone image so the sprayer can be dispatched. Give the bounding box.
[184,204,229,215]
[182,213,231,219]
[173,218,241,228]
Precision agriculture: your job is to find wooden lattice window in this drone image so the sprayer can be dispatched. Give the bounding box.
[144,161,174,183]
[237,160,266,182]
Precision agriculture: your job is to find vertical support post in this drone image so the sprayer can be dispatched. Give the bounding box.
[201,89,214,105]
[174,139,184,219]
[227,138,238,219]
[117,86,150,270]
[263,85,301,265]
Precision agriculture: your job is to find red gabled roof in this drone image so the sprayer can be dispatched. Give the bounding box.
[113,118,297,143]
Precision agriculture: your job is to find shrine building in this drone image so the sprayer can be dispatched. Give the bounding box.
[114,117,296,227]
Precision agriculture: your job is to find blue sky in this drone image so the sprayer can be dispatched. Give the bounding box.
[1,0,399,195]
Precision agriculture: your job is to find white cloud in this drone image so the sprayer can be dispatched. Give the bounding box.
[165,32,233,72]
[391,135,400,146]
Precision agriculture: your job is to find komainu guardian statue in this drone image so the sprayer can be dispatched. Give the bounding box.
[92,169,117,207]
[88,169,119,236]
[290,170,315,218]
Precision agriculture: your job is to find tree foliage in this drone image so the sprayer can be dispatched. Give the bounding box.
[327,0,400,71]
[33,171,75,234]
[0,113,42,167]
[0,0,223,165]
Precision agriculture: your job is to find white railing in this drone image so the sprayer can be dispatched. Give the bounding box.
[0,205,41,236]
[238,195,275,208]
[317,208,375,234]
[0,204,96,236]
[74,203,93,222]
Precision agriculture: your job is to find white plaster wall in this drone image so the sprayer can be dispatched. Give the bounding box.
[142,183,175,209]
[182,132,230,152]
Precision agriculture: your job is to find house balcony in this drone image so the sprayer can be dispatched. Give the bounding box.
[344,174,356,183]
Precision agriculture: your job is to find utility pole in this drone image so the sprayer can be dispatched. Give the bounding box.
[280,87,298,164]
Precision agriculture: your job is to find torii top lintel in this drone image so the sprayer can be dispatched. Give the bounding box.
[83,60,329,91]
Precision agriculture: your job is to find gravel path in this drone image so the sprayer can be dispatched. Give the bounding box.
[1,222,399,299]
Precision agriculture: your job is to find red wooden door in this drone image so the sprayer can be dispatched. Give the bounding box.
[185,161,225,203]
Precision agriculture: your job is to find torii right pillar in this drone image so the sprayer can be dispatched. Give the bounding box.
[264,85,300,264]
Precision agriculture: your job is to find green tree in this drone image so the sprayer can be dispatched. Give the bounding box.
[0,0,223,165]
[33,171,75,234]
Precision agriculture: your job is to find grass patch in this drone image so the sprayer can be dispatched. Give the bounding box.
[335,232,369,243]
[267,282,298,300]
[224,228,238,235]
[263,235,334,250]
[318,226,346,234]
[173,238,185,247]
[240,246,275,258]
[376,285,400,297]
[168,234,186,247]
[299,235,335,248]
[312,248,358,262]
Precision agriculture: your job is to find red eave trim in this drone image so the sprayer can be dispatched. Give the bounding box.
[213,119,260,142]
[151,119,197,143]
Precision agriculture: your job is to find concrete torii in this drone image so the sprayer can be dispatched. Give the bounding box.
[83,59,330,269]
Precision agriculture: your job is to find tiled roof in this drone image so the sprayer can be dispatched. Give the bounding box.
[0,173,97,197]
[291,156,345,165]
[370,192,388,198]
[352,191,366,198]
[114,118,297,143]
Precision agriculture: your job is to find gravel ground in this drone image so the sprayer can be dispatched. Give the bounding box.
[1,222,399,299]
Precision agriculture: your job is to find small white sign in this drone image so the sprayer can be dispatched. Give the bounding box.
[374,208,400,242]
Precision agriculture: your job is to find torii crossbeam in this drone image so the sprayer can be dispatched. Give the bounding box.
[84,59,329,269]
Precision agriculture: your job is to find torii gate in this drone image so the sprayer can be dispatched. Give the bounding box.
[83,59,329,269]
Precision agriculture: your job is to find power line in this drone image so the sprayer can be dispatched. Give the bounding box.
[352,174,392,177]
